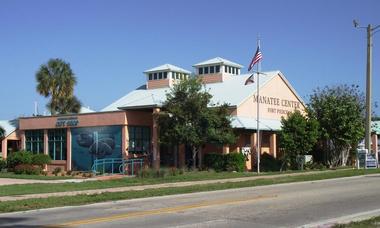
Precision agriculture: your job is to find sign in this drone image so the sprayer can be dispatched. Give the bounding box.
[241,147,251,161]
[252,95,302,115]
[357,149,378,169]
[56,117,79,127]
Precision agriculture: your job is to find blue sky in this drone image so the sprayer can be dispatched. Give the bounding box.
[0,0,379,119]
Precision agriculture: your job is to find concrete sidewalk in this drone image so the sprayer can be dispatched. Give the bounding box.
[0,170,352,202]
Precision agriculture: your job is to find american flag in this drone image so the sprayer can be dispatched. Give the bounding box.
[248,46,262,71]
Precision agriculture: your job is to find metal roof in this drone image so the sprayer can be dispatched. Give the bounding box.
[143,64,191,74]
[102,71,281,111]
[231,116,282,131]
[372,121,380,135]
[0,119,18,137]
[193,57,243,68]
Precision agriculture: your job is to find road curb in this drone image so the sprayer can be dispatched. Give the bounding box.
[299,208,380,228]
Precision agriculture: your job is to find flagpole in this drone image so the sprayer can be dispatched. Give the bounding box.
[256,38,261,174]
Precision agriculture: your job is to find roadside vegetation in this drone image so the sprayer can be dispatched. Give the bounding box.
[0,168,379,213]
[333,216,380,228]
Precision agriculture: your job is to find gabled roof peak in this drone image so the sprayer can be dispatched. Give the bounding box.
[193,57,243,68]
[144,64,191,74]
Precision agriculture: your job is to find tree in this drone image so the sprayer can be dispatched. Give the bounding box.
[0,126,5,138]
[279,110,319,170]
[308,84,365,167]
[36,58,81,115]
[158,78,236,169]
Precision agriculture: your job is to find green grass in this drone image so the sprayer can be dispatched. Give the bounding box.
[333,216,380,227]
[0,168,379,213]
[0,172,74,180]
[0,168,374,197]
[0,171,258,196]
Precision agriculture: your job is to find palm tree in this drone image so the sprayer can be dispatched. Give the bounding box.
[36,58,81,115]
[0,126,5,138]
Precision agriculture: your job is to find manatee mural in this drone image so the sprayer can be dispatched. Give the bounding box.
[71,126,122,171]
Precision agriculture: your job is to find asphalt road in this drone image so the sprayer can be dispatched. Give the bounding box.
[1,174,380,228]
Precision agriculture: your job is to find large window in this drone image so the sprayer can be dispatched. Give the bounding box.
[25,130,44,154]
[128,126,150,154]
[216,65,220,73]
[210,66,215,74]
[48,129,67,160]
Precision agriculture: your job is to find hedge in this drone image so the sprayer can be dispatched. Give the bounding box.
[204,153,245,172]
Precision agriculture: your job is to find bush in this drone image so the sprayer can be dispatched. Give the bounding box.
[14,164,41,175]
[261,153,281,172]
[6,151,33,169]
[204,152,246,172]
[225,153,246,172]
[204,153,225,172]
[0,159,6,170]
[32,154,51,167]
[52,167,62,176]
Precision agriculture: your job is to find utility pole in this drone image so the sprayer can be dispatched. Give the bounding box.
[354,20,380,166]
[365,24,372,154]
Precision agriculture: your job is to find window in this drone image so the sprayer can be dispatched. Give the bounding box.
[204,67,209,74]
[48,129,67,160]
[25,130,44,154]
[176,72,179,79]
[158,72,162,80]
[199,68,203,75]
[229,66,232,73]
[154,73,157,80]
[235,68,239,75]
[164,72,168,79]
[128,126,150,154]
[149,73,152,80]
[171,72,175,79]
[216,65,220,73]
[224,65,228,73]
[210,66,215,74]
[232,67,235,74]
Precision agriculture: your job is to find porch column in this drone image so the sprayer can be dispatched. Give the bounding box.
[43,130,48,155]
[20,131,25,150]
[270,133,277,158]
[122,125,128,159]
[66,128,72,171]
[249,133,257,171]
[152,108,160,170]
[222,145,230,154]
[43,130,48,171]
[1,138,7,159]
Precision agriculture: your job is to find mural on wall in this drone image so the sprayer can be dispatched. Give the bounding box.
[71,126,122,171]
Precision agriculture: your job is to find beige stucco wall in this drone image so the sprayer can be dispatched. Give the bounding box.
[236,74,305,120]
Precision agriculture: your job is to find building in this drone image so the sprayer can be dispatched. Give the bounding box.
[1,57,307,172]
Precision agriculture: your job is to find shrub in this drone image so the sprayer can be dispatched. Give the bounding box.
[225,153,246,172]
[204,153,225,172]
[14,164,41,175]
[261,153,281,172]
[6,151,33,169]
[32,154,51,167]
[204,152,246,172]
[52,167,62,176]
[0,159,6,170]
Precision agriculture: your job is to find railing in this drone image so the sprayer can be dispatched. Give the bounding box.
[91,158,144,176]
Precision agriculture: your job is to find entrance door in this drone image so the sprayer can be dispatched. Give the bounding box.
[7,140,20,154]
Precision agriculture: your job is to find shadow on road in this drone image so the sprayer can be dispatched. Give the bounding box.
[0,216,61,228]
